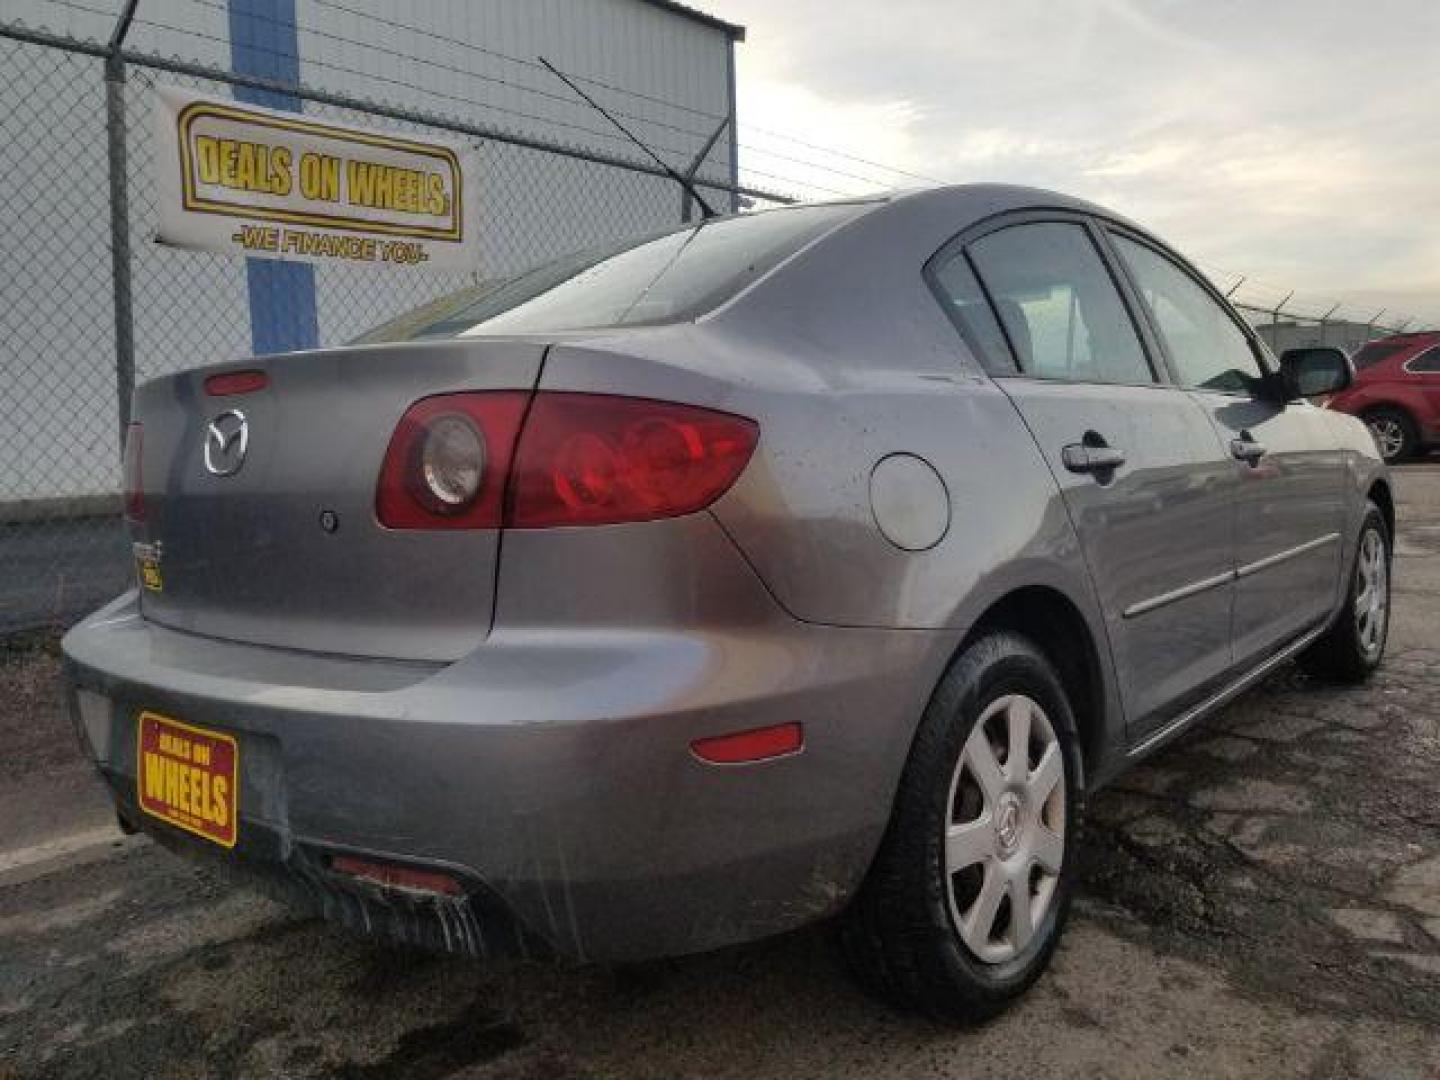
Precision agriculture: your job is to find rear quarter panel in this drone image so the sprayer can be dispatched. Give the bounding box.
[533,189,1159,782]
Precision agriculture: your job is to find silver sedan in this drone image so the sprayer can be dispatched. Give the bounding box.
[63,184,1390,1021]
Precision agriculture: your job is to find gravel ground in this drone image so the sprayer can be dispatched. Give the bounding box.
[0,632,66,786]
[2,467,1438,1079]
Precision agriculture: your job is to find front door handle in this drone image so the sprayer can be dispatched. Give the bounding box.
[1062,443,1127,474]
[1231,436,1267,463]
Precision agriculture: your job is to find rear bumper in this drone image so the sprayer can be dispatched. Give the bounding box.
[63,589,952,961]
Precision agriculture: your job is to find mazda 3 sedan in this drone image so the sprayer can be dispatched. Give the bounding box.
[63,185,1392,1021]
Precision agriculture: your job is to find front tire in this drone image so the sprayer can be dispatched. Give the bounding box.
[1363,407,1417,463]
[1299,503,1391,682]
[839,632,1083,1022]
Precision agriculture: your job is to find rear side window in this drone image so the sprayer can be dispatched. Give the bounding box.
[355,203,868,342]
[967,222,1153,385]
[1352,342,1407,370]
[1408,345,1440,373]
[1111,234,1263,394]
[928,252,1017,373]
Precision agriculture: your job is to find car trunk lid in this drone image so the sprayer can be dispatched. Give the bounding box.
[131,339,546,661]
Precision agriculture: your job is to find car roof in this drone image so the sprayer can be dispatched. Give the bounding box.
[1369,330,1440,347]
[705,183,1181,377]
[717,183,1172,325]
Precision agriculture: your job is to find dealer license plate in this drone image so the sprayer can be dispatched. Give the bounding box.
[136,711,239,848]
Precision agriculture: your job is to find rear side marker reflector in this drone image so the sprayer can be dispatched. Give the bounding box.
[330,854,463,897]
[204,370,268,396]
[691,722,803,764]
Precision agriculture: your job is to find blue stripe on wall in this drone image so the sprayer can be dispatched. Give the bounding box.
[227,0,318,355]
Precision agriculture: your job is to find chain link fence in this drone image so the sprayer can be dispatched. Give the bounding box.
[3,7,1433,635]
[0,9,781,633]
[1198,268,1429,356]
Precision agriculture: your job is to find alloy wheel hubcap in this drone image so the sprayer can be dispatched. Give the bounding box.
[944,694,1066,965]
[995,793,1023,855]
[1355,526,1389,659]
[1368,419,1404,460]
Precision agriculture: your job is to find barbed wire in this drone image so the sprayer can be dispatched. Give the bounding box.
[167,0,920,195]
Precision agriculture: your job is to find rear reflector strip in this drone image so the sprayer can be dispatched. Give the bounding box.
[122,422,144,522]
[329,854,463,896]
[690,722,803,764]
[205,370,268,396]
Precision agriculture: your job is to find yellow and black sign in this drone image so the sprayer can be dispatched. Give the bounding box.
[133,540,163,592]
[137,711,239,849]
[155,86,478,269]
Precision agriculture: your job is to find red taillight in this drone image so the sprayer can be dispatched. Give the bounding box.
[204,369,268,396]
[376,392,758,530]
[122,422,144,522]
[376,392,529,529]
[509,394,758,528]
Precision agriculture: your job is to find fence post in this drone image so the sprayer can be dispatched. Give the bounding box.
[1319,302,1339,347]
[104,0,140,448]
[1367,309,1386,343]
[679,117,730,223]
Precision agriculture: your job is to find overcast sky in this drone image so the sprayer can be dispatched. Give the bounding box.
[714,0,1439,326]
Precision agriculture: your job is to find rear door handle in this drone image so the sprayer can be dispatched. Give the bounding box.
[1062,443,1126,474]
[1231,437,1267,463]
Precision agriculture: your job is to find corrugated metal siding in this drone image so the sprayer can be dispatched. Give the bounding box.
[6,0,735,175]
[282,0,736,344]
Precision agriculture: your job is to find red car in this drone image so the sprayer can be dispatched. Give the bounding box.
[1325,331,1440,462]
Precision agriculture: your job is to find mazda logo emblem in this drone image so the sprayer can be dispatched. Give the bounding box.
[203,409,249,476]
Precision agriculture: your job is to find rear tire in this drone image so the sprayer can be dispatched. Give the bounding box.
[1299,503,1390,683]
[839,632,1083,1023]
[1363,407,1417,463]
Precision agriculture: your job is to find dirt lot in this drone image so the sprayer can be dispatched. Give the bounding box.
[2,468,1438,1080]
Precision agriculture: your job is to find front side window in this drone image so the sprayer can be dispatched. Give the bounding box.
[1111,234,1264,393]
[967,221,1153,385]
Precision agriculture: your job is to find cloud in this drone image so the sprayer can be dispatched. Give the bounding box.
[716,0,1440,324]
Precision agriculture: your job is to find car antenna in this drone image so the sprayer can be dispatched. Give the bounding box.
[537,56,718,219]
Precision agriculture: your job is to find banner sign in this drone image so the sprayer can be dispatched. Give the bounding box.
[154,85,478,269]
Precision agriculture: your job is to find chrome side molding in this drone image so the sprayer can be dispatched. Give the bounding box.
[1236,532,1340,580]
[1123,532,1341,621]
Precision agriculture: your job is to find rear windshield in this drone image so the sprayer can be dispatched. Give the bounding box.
[354,202,868,343]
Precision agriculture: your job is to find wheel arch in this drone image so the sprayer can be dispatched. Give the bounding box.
[1359,399,1419,428]
[1368,478,1395,541]
[951,584,1108,783]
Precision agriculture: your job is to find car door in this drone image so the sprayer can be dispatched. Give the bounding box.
[1105,230,1345,665]
[932,216,1238,739]
[1404,344,1440,439]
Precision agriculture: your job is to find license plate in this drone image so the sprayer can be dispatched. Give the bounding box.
[136,711,239,848]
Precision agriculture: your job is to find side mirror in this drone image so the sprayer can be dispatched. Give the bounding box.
[1280,346,1352,400]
